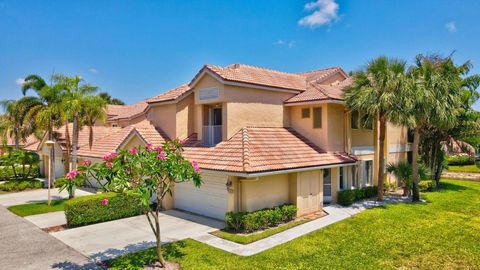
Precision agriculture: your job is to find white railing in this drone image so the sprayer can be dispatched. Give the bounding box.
[203,125,222,146]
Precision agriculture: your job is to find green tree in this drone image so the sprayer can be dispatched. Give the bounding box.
[67,140,201,267]
[22,74,65,185]
[387,160,428,196]
[0,97,42,149]
[98,92,125,105]
[344,56,406,201]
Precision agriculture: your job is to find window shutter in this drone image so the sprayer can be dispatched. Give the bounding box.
[301,108,310,118]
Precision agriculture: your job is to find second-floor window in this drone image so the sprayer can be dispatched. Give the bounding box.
[301,108,310,118]
[351,111,373,130]
[351,111,359,129]
[313,107,322,128]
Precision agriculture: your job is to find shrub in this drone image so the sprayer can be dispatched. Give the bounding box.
[0,179,43,192]
[337,190,356,206]
[225,204,297,233]
[64,192,148,227]
[447,154,475,166]
[419,180,437,192]
[337,186,378,206]
[0,165,40,181]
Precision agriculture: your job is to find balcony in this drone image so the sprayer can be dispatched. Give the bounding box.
[202,125,222,146]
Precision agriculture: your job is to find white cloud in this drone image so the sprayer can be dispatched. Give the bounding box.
[298,0,339,28]
[274,39,296,48]
[89,68,99,74]
[445,21,457,33]
[15,78,25,86]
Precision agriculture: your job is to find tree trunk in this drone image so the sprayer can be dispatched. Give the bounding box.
[64,122,71,171]
[155,206,166,267]
[14,129,20,150]
[377,114,387,201]
[48,124,55,187]
[411,125,421,202]
[72,116,79,170]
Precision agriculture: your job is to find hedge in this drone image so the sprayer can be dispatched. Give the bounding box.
[225,204,297,233]
[337,186,378,206]
[419,180,436,192]
[64,192,148,227]
[0,165,40,181]
[447,155,475,166]
[0,179,43,192]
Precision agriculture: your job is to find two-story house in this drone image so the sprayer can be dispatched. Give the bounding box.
[30,63,411,220]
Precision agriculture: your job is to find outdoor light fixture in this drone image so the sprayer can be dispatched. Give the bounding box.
[45,140,55,206]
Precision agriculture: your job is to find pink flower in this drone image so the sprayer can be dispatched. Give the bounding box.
[66,170,78,180]
[155,146,163,152]
[129,148,138,154]
[146,143,153,151]
[100,198,109,205]
[83,159,92,166]
[105,162,113,168]
[103,154,112,161]
[191,161,200,173]
[110,152,118,159]
[179,139,186,145]
[157,152,166,160]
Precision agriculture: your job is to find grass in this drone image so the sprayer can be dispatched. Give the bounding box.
[108,179,480,270]
[8,199,67,217]
[447,162,480,173]
[211,220,308,244]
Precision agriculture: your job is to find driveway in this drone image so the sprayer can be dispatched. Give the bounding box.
[52,210,225,262]
[0,188,95,206]
[0,206,101,270]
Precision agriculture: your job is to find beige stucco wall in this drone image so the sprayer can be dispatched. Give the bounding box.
[289,104,329,150]
[326,103,345,152]
[147,104,177,139]
[387,123,408,145]
[176,94,194,139]
[122,135,146,150]
[38,141,66,178]
[240,174,290,212]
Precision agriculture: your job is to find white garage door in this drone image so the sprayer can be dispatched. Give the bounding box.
[174,173,228,220]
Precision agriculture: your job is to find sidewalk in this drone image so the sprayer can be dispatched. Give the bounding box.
[193,196,409,256]
[0,188,95,206]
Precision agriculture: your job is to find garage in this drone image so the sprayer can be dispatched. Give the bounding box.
[174,173,228,220]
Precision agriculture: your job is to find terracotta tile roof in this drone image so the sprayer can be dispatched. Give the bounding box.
[106,100,148,121]
[184,127,356,173]
[285,77,353,104]
[146,84,191,104]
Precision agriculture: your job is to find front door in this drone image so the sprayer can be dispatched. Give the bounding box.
[323,169,332,202]
[298,171,320,215]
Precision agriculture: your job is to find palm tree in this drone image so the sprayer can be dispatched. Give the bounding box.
[0,97,42,149]
[82,95,107,149]
[386,160,428,196]
[98,92,125,105]
[57,75,101,169]
[22,74,65,185]
[397,55,465,202]
[343,56,406,201]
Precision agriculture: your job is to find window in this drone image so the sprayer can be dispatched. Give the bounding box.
[351,111,359,129]
[112,124,118,127]
[361,115,373,130]
[313,107,322,128]
[339,167,347,190]
[351,166,358,188]
[301,108,310,118]
[364,160,373,186]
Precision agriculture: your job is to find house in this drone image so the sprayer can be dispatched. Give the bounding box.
[32,63,412,220]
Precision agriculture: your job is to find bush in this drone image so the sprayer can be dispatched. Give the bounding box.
[419,180,437,192]
[0,165,40,181]
[447,155,475,166]
[225,204,297,233]
[337,190,356,206]
[64,192,148,227]
[0,179,43,192]
[337,186,379,206]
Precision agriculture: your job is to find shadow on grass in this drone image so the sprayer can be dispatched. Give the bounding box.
[438,181,471,192]
[89,241,157,262]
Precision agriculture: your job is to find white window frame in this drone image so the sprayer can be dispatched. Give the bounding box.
[338,167,348,191]
[363,160,374,186]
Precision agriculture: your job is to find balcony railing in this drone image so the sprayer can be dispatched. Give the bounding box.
[203,125,222,146]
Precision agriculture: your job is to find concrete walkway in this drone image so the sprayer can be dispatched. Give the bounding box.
[0,188,95,206]
[193,196,410,256]
[51,210,224,262]
[0,206,102,270]
[26,211,66,228]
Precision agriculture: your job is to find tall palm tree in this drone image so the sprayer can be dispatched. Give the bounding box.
[83,95,107,149]
[343,56,406,201]
[0,97,42,149]
[57,75,101,169]
[396,55,465,202]
[22,74,65,185]
[98,92,125,105]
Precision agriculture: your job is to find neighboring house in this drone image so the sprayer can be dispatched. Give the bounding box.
[32,63,412,220]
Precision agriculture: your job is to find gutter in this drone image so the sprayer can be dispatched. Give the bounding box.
[200,161,357,178]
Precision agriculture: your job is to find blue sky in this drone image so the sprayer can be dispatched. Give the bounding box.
[1,0,479,110]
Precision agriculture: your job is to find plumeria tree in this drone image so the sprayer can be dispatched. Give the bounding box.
[63,139,202,268]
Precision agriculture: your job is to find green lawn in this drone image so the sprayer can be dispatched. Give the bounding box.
[211,220,308,244]
[7,199,67,217]
[109,179,480,269]
[447,162,480,173]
